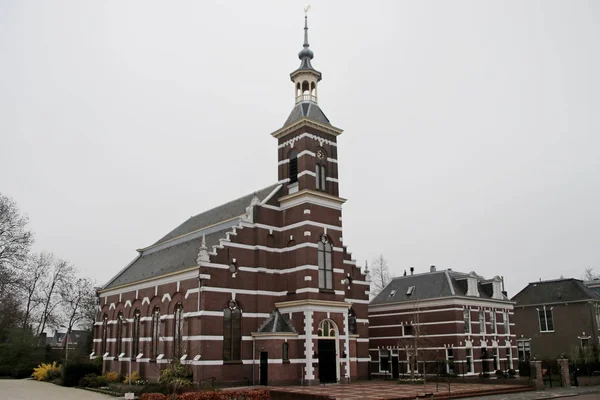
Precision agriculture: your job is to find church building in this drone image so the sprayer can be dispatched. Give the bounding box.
[93,15,370,386]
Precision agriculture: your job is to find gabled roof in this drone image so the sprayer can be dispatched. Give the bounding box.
[102,184,280,290]
[370,269,510,306]
[511,278,600,306]
[256,310,297,334]
[283,102,330,127]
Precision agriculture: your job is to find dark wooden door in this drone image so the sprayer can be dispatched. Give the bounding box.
[260,351,268,385]
[318,340,337,383]
[392,356,399,379]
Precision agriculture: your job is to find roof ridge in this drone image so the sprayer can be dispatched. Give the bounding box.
[188,183,276,220]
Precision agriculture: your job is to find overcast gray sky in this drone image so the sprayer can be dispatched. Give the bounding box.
[1,1,598,296]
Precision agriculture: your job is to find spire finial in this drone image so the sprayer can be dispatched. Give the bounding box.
[303,5,311,48]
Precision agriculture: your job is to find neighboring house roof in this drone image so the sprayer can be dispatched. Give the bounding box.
[256,310,297,334]
[511,278,600,306]
[284,102,330,127]
[102,184,280,290]
[370,269,509,306]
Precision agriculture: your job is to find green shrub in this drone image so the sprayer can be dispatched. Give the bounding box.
[158,362,193,393]
[138,383,170,395]
[79,373,108,388]
[62,362,101,387]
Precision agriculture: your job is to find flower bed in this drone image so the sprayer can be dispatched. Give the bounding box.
[139,389,270,400]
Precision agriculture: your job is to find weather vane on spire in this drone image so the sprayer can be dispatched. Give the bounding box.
[304,5,311,15]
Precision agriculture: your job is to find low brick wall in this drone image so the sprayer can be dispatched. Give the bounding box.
[427,376,530,386]
[577,376,600,386]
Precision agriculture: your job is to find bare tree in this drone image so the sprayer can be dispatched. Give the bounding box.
[0,193,34,291]
[18,252,52,330]
[37,258,74,336]
[58,276,96,349]
[583,268,599,281]
[370,254,393,296]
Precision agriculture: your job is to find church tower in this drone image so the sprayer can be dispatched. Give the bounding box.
[273,14,343,200]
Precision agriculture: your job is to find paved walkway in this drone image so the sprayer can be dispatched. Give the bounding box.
[269,381,530,399]
[464,386,600,399]
[0,379,112,400]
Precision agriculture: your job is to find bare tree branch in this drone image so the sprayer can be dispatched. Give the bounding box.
[370,254,393,297]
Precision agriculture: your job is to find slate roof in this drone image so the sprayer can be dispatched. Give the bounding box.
[257,310,297,334]
[102,184,280,290]
[370,269,510,306]
[511,278,600,306]
[283,102,330,127]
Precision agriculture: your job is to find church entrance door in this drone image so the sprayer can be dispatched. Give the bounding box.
[391,356,399,379]
[318,339,337,383]
[259,351,268,385]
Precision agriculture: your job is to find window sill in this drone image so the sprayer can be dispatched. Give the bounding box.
[319,289,335,294]
[540,330,555,333]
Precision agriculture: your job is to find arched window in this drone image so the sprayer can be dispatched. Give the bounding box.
[318,319,336,338]
[151,306,161,358]
[116,312,124,356]
[223,300,242,361]
[289,149,298,184]
[173,303,184,358]
[348,309,357,335]
[282,342,289,362]
[318,235,333,290]
[101,314,108,355]
[132,309,140,358]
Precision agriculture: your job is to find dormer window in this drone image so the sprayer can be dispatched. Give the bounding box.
[389,290,396,298]
[406,286,415,296]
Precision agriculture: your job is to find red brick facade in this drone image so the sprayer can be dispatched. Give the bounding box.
[93,28,370,384]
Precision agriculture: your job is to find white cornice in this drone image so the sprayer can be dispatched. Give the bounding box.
[369,296,515,313]
[272,121,343,141]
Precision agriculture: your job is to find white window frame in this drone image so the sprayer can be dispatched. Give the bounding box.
[517,338,531,361]
[490,310,497,334]
[379,349,390,372]
[446,348,455,374]
[464,308,471,334]
[507,347,513,369]
[465,347,474,373]
[479,309,486,334]
[503,310,510,335]
[537,305,554,332]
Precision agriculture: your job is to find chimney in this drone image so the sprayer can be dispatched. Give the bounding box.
[410,267,414,275]
[430,265,436,272]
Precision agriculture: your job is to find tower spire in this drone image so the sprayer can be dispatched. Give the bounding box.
[303,7,310,49]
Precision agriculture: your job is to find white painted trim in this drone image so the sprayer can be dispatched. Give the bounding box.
[370,321,465,329]
[369,307,464,318]
[278,132,337,149]
[327,157,337,163]
[100,271,198,298]
[369,297,514,313]
[326,177,339,183]
[298,170,316,178]
[245,220,342,233]
[260,184,282,205]
[345,298,370,305]
[279,193,343,211]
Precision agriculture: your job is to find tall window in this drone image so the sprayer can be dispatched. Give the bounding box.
[446,348,455,374]
[537,306,554,332]
[282,342,289,362]
[223,300,242,361]
[151,306,161,358]
[379,349,389,372]
[318,235,333,290]
[289,149,298,184]
[173,303,184,358]
[132,309,140,358]
[479,310,485,334]
[315,164,326,191]
[348,309,357,335]
[492,347,499,370]
[116,312,124,356]
[490,310,497,334]
[464,309,471,333]
[466,348,473,373]
[517,339,531,361]
[101,314,108,355]
[503,310,510,335]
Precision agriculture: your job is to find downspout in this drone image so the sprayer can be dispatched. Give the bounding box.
[252,337,255,386]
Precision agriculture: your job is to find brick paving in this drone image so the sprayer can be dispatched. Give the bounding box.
[463,386,600,399]
[269,381,531,399]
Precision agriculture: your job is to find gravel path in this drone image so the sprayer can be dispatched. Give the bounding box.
[0,379,113,400]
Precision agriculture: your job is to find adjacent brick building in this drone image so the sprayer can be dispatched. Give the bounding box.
[92,16,370,386]
[369,267,517,378]
[511,278,600,362]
